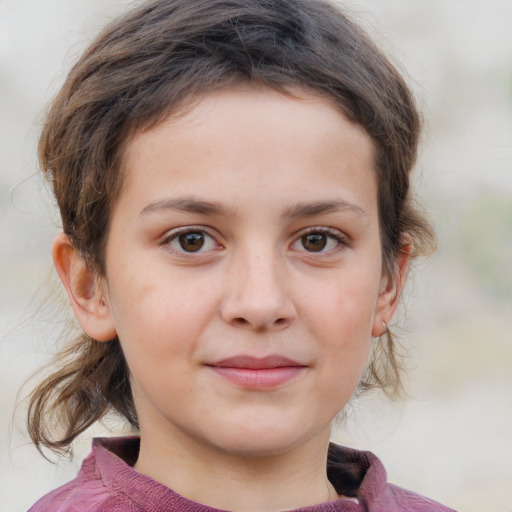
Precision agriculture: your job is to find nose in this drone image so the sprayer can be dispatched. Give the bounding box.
[220,251,297,332]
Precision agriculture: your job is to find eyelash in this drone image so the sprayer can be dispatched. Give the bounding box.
[160,226,349,257]
[291,227,350,254]
[161,226,221,256]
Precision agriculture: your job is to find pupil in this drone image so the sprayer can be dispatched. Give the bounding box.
[302,234,327,252]
[179,232,204,252]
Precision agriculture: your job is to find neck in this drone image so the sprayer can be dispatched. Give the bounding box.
[134,424,338,512]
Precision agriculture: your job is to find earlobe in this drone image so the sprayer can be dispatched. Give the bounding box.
[371,237,413,337]
[52,232,117,342]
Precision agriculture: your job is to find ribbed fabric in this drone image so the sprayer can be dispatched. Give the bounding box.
[29,437,456,511]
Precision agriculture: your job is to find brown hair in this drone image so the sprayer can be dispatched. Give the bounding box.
[28,0,435,456]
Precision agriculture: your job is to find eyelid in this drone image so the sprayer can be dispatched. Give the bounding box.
[298,226,348,238]
[161,225,223,256]
[290,226,350,253]
[159,225,349,257]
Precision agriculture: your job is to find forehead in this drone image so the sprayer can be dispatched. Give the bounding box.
[117,85,377,219]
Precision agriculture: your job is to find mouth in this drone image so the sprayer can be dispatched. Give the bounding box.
[205,355,308,389]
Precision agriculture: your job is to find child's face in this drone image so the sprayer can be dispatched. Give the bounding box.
[97,85,401,457]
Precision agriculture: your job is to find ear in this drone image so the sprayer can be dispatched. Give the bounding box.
[52,232,117,342]
[371,235,413,337]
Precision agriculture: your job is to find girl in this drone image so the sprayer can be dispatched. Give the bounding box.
[27,0,454,510]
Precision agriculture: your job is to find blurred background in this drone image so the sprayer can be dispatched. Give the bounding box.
[0,1,510,511]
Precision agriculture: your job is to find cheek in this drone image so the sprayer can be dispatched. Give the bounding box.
[107,260,218,360]
[298,268,379,391]
[300,269,380,342]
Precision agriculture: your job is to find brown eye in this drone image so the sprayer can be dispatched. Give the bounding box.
[178,232,205,252]
[301,233,328,252]
[167,228,219,255]
[292,229,345,254]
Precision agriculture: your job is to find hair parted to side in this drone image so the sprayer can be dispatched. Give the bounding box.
[28,0,435,456]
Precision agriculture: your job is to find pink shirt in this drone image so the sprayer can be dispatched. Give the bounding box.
[29,437,456,511]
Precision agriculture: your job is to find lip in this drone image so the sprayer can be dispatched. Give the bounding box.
[206,355,308,389]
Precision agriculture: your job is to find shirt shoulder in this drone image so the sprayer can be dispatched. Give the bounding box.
[327,443,457,512]
[27,442,141,512]
[386,483,457,512]
[28,484,137,512]
[27,437,201,512]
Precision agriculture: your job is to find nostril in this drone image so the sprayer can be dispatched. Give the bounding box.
[230,316,289,329]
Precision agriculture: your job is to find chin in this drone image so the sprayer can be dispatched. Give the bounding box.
[206,417,328,459]
[215,436,302,459]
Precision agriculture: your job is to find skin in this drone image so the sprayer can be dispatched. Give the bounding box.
[53,85,410,511]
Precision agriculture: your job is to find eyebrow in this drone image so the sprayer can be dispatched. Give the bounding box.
[283,199,368,222]
[140,196,236,217]
[140,196,368,222]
